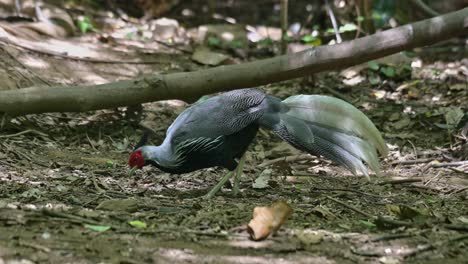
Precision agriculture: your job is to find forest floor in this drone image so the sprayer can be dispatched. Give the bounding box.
[1,2,468,263]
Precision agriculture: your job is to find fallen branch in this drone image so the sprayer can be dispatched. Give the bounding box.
[0,8,467,116]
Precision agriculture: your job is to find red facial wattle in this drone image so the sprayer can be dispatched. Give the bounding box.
[129,150,145,168]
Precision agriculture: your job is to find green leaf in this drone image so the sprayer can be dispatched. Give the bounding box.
[129,220,147,228]
[229,39,244,49]
[259,37,273,46]
[301,35,317,42]
[434,123,451,129]
[77,16,94,34]
[403,63,412,72]
[360,220,376,228]
[207,36,221,47]
[84,224,111,232]
[125,32,135,39]
[444,106,464,127]
[403,51,417,57]
[367,61,380,71]
[425,198,435,203]
[301,35,321,46]
[106,160,114,168]
[430,69,441,75]
[339,23,357,32]
[282,34,293,41]
[380,66,395,77]
[368,73,381,85]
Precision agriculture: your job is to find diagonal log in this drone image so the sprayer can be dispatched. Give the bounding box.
[0,8,467,116]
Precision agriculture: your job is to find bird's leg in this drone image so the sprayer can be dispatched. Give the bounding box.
[203,170,234,199]
[232,155,246,195]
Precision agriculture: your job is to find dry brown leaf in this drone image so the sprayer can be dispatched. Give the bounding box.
[247,201,293,241]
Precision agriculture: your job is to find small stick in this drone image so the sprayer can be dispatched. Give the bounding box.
[311,187,391,198]
[449,167,468,175]
[0,129,48,138]
[390,158,434,165]
[325,0,342,43]
[377,178,423,185]
[429,160,468,168]
[444,224,468,232]
[325,195,372,218]
[371,233,413,242]
[17,240,51,252]
[86,132,97,151]
[280,0,289,54]
[41,209,108,226]
[403,234,468,258]
[423,171,441,186]
[259,154,313,167]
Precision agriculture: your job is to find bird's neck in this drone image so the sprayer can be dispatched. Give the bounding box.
[144,145,167,160]
[142,144,175,169]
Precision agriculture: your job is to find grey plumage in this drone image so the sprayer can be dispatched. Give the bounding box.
[134,88,387,178]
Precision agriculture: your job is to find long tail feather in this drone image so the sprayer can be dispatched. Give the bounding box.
[282,95,388,157]
[264,95,387,177]
[275,114,376,178]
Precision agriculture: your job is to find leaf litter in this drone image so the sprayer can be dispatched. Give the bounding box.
[0,3,467,263]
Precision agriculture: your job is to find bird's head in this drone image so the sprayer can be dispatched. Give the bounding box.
[128,146,165,175]
[129,149,146,169]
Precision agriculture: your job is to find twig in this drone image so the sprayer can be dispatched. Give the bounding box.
[443,223,468,232]
[325,195,372,218]
[429,161,468,168]
[452,186,468,194]
[325,0,342,43]
[375,216,413,228]
[0,159,23,171]
[86,132,97,151]
[0,39,168,65]
[448,166,468,175]
[390,158,434,165]
[324,87,354,103]
[40,209,107,226]
[118,228,229,238]
[153,39,192,54]
[350,247,383,257]
[0,129,48,138]
[423,171,441,186]
[280,0,289,54]
[311,187,391,198]
[3,43,50,86]
[403,234,468,258]
[259,154,313,167]
[0,113,9,129]
[354,3,362,39]
[17,240,51,252]
[377,178,423,185]
[409,0,440,17]
[407,140,418,159]
[371,233,413,242]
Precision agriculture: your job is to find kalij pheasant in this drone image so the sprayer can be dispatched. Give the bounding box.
[129,88,388,198]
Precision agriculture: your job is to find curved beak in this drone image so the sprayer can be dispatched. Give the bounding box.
[128,166,139,176]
